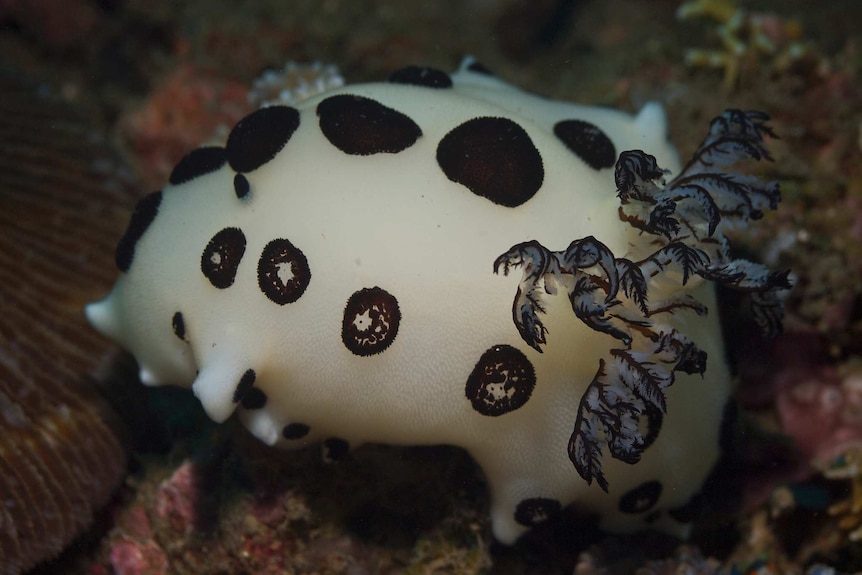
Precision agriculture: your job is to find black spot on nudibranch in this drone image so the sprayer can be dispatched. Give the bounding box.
[257,238,311,305]
[241,388,267,410]
[282,423,310,440]
[169,146,227,185]
[465,344,536,416]
[115,191,162,272]
[341,287,401,357]
[316,94,422,155]
[640,402,664,451]
[233,173,250,199]
[436,117,543,208]
[466,60,494,75]
[232,369,256,403]
[514,498,562,527]
[171,312,186,341]
[553,119,616,170]
[232,369,268,410]
[226,105,300,173]
[388,66,453,88]
[619,480,663,514]
[201,227,246,289]
[323,438,349,462]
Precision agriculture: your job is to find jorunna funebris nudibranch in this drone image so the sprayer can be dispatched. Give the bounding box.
[87,57,791,543]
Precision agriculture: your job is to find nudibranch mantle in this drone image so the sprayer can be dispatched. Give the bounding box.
[87,58,777,543]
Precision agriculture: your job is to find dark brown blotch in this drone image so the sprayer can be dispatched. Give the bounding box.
[317,94,422,155]
[282,423,310,440]
[169,146,227,185]
[115,191,162,272]
[226,106,300,173]
[553,119,616,170]
[436,117,543,208]
[388,66,453,88]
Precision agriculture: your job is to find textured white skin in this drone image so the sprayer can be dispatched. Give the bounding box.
[87,59,730,543]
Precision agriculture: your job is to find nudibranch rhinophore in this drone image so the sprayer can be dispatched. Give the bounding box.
[87,58,789,543]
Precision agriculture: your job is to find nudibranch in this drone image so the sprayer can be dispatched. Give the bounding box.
[87,58,789,543]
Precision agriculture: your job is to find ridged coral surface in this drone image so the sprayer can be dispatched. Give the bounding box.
[0,72,130,575]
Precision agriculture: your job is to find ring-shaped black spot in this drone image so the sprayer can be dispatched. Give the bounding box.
[171,311,186,341]
[514,498,562,527]
[553,119,616,170]
[201,227,246,289]
[317,94,422,155]
[341,287,401,356]
[282,423,310,440]
[388,66,453,88]
[619,480,663,514]
[169,146,227,185]
[257,238,310,305]
[232,369,256,403]
[465,344,536,416]
[234,173,250,199]
[226,105,300,173]
[323,438,349,462]
[436,117,543,208]
[115,191,162,272]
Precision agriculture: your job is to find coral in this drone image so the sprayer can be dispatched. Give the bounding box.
[776,361,862,465]
[108,503,169,575]
[495,109,790,489]
[677,0,816,89]
[154,460,201,533]
[120,64,251,188]
[0,71,131,575]
[248,61,344,108]
[109,538,169,575]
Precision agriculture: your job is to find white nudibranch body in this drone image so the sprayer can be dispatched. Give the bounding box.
[87,58,787,543]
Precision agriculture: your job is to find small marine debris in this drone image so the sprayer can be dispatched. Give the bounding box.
[677,0,816,89]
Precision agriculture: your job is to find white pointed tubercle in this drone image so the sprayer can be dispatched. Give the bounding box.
[635,101,668,136]
[635,101,681,174]
[240,410,280,446]
[191,358,250,423]
[84,298,117,341]
[139,367,161,386]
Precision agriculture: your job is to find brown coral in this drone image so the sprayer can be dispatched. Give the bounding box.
[0,71,132,574]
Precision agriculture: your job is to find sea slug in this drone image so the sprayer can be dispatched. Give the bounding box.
[87,58,788,543]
